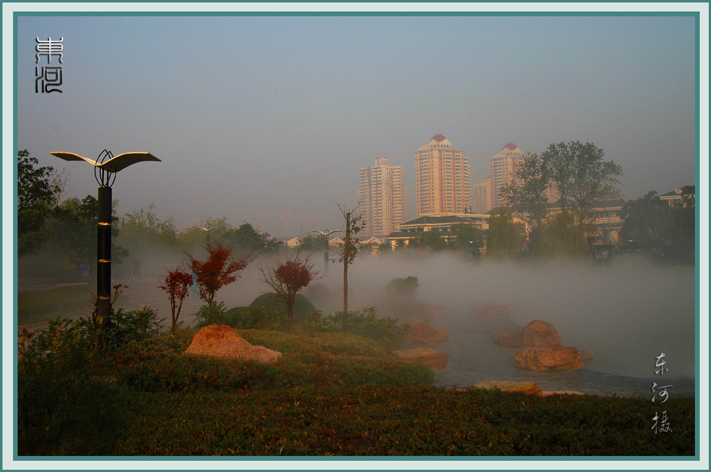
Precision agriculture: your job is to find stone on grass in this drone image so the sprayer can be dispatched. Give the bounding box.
[185,324,281,364]
[522,319,562,347]
[473,380,543,396]
[579,350,595,363]
[395,347,448,371]
[514,345,583,373]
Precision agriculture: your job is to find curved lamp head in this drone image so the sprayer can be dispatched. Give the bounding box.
[50,150,160,187]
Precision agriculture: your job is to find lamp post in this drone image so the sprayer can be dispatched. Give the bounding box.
[310,229,340,279]
[50,149,160,320]
[198,226,216,249]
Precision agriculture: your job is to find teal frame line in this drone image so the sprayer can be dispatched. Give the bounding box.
[6,4,706,468]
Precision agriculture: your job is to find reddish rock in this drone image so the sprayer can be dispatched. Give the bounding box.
[522,319,562,347]
[514,345,584,373]
[579,350,594,363]
[406,322,449,344]
[185,325,282,364]
[473,380,542,396]
[491,327,524,347]
[395,347,448,371]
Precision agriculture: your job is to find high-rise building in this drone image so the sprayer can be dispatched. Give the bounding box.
[357,157,407,238]
[489,143,526,210]
[473,178,492,214]
[415,135,471,216]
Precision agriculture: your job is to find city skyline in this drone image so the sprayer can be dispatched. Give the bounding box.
[10,10,699,238]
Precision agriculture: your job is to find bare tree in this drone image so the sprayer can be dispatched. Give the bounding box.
[260,249,318,328]
[335,202,363,315]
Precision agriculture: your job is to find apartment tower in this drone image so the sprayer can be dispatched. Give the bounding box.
[357,157,407,238]
[415,134,472,216]
[489,143,526,210]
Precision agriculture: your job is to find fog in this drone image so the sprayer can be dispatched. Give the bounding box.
[20,247,696,384]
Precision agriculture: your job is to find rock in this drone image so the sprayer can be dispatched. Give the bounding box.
[579,350,594,363]
[185,325,282,364]
[522,319,562,347]
[514,345,584,373]
[471,304,510,319]
[406,322,449,344]
[473,380,543,396]
[541,390,586,397]
[395,347,448,371]
[491,327,524,347]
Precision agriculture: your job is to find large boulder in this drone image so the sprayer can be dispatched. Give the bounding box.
[514,345,583,373]
[186,325,282,364]
[395,347,448,371]
[491,327,524,347]
[473,380,543,396]
[522,319,562,347]
[406,322,449,344]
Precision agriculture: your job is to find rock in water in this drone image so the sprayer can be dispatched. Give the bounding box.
[522,319,562,347]
[185,325,282,364]
[491,327,524,347]
[395,347,449,371]
[514,345,584,372]
[406,322,449,344]
[472,380,543,396]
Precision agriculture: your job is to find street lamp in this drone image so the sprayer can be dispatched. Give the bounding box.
[197,226,216,249]
[310,229,340,279]
[50,149,160,320]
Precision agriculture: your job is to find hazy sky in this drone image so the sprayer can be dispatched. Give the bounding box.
[16,11,697,237]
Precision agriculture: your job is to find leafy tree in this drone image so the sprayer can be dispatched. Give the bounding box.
[336,203,363,315]
[621,190,694,256]
[186,243,250,312]
[159,268,194,333]
[540,141,622,227]
[117,204,177,259]
[229,222,282,254]
[299,234,327,252]
[500,153,550,253]
[449,223,485,255]
[17,150,59,255]
[538,211,590,257]
[260,250,317,328]
[410,229,449,252]
[486,207,524,258]
[386,276,419,298]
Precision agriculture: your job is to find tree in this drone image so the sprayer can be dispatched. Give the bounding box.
[486,207,524,258]
[18,150,59,255]
[538,210,590,257]
[540,141,622,227]
[117,204,177,259]
[260,250,317,328]
[620,190,694,257]
[449,223,485,255]
[299,234,327,252]
[159,268,193,333]
[386,276,419,298]
[336,202,363,315]
[186,243,251,312]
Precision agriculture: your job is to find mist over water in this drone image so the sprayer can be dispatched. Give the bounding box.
[346,254,696,382]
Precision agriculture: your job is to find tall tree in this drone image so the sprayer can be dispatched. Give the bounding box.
[486,207,524,258]
[336,202,363,315]
[17,150,59,255]
[541,141,622,227]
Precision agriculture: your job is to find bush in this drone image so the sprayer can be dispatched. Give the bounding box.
[223,306,290,330]
[386,276,419,298]
[193,301,228,328]
[303,308,407,351]
[17,320,130,455]
[250,293,316,323]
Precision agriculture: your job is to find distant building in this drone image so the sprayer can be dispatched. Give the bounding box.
[660,186,695,207]
[357,157,407,238]
[548,199,626,251]
[386,213,489,247]
[489,143,526,210]
[415,135,472,217]
[473,178,492,214]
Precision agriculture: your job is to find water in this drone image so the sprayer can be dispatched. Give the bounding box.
[429,316,695,397]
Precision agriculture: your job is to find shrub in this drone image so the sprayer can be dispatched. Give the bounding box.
[303,308,407,351]
[193,301,228,327]
[250,293,316,323]
[386,276,419,298]
[223,306,290,330]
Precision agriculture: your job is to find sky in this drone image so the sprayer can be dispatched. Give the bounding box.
[14,9,698,238]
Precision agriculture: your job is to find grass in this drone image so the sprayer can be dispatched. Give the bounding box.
[18,321,696,457]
